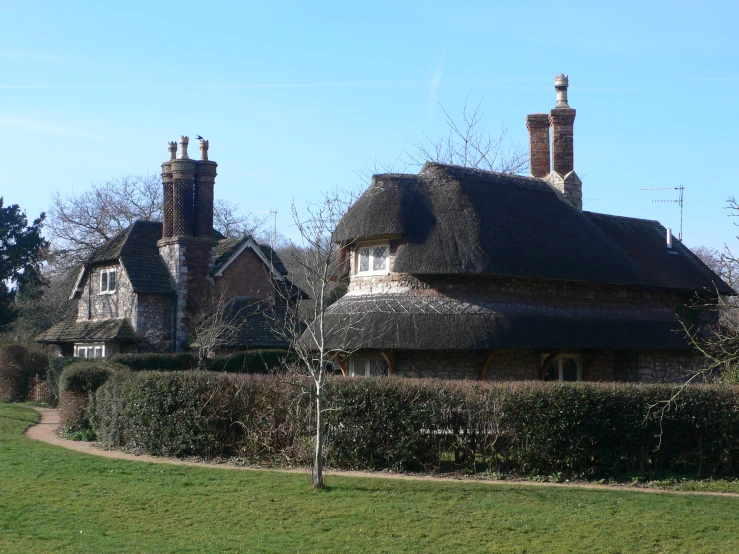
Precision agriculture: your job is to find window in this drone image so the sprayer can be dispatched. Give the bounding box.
[543,354,581,382]
[356,243,389,275]
[100,268,117,294]
[75,343,105,358]
[349,357,388,377]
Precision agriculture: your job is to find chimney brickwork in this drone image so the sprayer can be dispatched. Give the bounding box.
[158,135,218,351]
[549,108,576,176]
[526,114,551,178]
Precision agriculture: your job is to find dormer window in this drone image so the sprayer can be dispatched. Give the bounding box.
[100,268,117,294]
[356,243,389,276]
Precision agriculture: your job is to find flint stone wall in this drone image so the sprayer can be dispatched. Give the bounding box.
[379,348,703,383]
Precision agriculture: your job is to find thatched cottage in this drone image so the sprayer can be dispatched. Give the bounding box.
[37,138,298,357]
[324,75,732,383]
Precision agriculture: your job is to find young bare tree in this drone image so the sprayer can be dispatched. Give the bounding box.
[267,188,389,489]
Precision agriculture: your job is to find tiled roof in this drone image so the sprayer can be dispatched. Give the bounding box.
[213,236,288,276]
[585,212,735,295]
[85,221,173,294]
[36,318,138,343]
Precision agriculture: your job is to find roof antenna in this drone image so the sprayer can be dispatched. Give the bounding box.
[259,209,278,249]
[641,185,685,241]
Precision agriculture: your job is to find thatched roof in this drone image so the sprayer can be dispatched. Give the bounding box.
[36,318,137,343]
[334,163,731,294]
[311,293,690,351]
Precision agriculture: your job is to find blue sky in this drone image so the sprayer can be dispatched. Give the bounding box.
[1,1,737,250]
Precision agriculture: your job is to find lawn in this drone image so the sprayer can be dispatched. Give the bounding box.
[1,403,738,553]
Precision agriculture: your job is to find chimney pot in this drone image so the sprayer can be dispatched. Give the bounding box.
[666,228,673,249]
[199,139,209,161]
[168,141,177,161]
[554,73,570,108]
[177,136,190,160]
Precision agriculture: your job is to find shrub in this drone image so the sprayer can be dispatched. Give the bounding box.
[94,371,309,461]
[0,345,30,402]
[46,357,78,408]
[0,345,47,402]
[58,361,127,434]
[90,375,739,479]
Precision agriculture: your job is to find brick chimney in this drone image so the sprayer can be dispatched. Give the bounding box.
[526,114,551,178]
[194,140,217,238]
[546,74,582,210]
[158,136,218,351]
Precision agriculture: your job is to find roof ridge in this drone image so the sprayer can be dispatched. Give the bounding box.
[585,211,662,226]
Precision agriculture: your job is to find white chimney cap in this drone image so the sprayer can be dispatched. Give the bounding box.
[666,228,673,249]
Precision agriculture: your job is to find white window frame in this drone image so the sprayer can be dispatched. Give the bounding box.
[542,353,582,382]
[355,242,390,276]
[75,343,105,359]
[99,268,117,295]
[349,357,389,377]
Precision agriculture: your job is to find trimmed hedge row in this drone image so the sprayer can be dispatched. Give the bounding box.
[91,373,739,478]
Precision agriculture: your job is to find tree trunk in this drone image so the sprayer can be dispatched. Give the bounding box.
[313,379,325,489]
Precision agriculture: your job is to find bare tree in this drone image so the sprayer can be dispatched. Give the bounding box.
[267,188,388,489]
[48,174,264,266]
[404,95,529,175]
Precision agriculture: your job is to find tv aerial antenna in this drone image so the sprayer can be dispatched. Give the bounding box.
[259,209,278,249]
[641,185,685,241]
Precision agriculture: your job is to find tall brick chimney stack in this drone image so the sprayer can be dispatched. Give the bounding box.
[526,114,551,178]
[194,139,217,238]
[546,74,582,210]
[161,141,177,238]
[158,135,218,351]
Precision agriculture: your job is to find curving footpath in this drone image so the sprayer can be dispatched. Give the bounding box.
[25,406,739,498]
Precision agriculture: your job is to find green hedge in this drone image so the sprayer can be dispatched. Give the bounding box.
[46,357,79,407]
[108,350,287,374]
[58,361,128,434]
[91,374,739,479]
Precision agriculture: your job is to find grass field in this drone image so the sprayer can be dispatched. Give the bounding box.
[2,403,739,553]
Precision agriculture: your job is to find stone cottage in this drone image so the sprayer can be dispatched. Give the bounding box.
[37,137,300,357]
[320,75,733,383]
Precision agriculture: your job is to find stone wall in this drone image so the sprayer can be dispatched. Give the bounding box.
[77,263,137,322]
[344,244,715,327]
[359,348,703,384]
[136,293,174,351]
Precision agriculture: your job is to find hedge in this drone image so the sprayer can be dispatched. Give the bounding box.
[58,361,127,433]
[46,357,79,407]
[108,350,288,373]
[0,344,48,402]
[91,373,739,479]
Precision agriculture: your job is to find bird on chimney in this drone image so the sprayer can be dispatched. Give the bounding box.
[196,134,204,141]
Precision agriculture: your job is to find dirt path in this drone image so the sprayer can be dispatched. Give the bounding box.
[24,406,739,498]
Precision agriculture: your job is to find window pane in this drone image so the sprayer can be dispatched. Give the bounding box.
[101,271,108,292]
[369,358,388,377]
[372,246,388,271]
[359,248,370,272]
[94,347,103,358]
[79,348,87,359]
[562,358,578,382]
[108,271,116,292]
